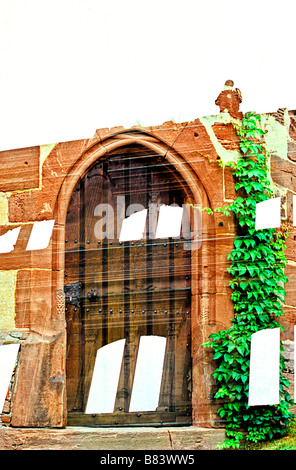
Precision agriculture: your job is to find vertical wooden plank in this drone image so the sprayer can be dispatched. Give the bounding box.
[115,333,140,412]
[65,182,82,412]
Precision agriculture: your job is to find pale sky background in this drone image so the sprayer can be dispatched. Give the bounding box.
[0,0,295,151]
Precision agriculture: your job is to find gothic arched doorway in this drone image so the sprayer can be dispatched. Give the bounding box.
[65,144,194,426]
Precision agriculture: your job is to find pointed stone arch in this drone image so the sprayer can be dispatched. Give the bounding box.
[11,129,226,427]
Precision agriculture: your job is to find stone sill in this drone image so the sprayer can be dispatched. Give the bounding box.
[0,425,225,450]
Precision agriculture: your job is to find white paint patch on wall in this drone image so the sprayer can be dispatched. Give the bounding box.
[86,339,126,414]
[119,209,147,242]
[255,197,281,230]
[0,227,21,253]
[248,328,280,406]
[86,336,167,415]
[155,205,183,239]
[26,219,55,251]
[129,335,167,412]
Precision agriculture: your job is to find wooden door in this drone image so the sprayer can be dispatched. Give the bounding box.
[65,145,192,426]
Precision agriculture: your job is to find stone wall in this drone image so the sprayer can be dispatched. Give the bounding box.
[0,83,294,429]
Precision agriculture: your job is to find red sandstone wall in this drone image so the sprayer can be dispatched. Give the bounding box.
[0,97,294,427]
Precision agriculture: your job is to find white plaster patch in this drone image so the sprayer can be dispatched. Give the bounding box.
[129,335,166,412]
[199,114,241,165]
[86,339,125,414]
[155,205,183,239]
[39,143,57,166]
[261,114,289,161]
[248,328,280,406]
[0,227,20,253]
[119,209,147,242]
[255,197,281,230]
[26,219,55,251]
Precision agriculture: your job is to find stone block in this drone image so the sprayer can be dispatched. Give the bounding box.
[11,330,66,428]
[15,269,52,332]
[270,154,296,192]
[212,122,240,151]
[0,146,39,192]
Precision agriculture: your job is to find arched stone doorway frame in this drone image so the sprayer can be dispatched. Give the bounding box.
[56,129,218,427]
[11,129,220,427]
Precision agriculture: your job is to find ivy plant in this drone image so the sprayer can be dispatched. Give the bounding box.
[203,112,294,449]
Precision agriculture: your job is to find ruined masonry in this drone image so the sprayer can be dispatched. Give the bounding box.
[0,82,294,450]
